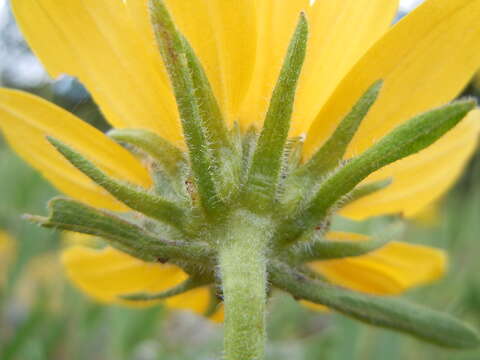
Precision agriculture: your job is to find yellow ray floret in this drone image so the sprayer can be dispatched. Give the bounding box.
[412,203,441,227]
[303,0,480,219]
[156,0,257,126]
[320,232,447,295]
[241,0,398,131]
[303,232,446,311]
[0,88,151,210]
[305,0,480,157]
[342,110,480,218]
[11,0,182,144]
[62,246,211,315]
[0,232,15,287]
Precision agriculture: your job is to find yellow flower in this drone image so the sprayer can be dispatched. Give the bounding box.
[0,0,479,319]
[0,231,15,287]
[14,251,64,311]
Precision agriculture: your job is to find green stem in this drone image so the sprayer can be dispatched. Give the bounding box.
[218,211,271,360]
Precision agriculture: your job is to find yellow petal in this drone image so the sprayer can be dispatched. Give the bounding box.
[305,0,480,158]
[209,305,225,324]
[15,252,64,311]
[62,245,210,314]
[170,0,257,125]
[302,232,371,311]
[309,235,447,296]
[341,110,480,219]
[12,0,182,144]
[293,0,398,136]
[165,288,211,315]
[63,232,99,247]
[325,232,370,243]
[411,203,441,227]
[0,232,15,286]
[302,232,369,311]
[0,232,14,261]
[300,301,330,313]
[126,0,256,126]
[240,0,398,131]
[0,88,151,210]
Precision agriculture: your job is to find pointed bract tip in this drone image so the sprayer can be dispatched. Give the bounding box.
[371,79,384,92]
[456,97,477,110]
[298,11,308,28]
[45,135,63,149]
[22,213,48,225]
[119,293,149,301]
[380,177,393,186]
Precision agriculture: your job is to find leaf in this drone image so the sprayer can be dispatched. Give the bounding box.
[271,262,480,349]
[281,81,383,214]
[301,80,383,178]
[120,277,206,301]
[344,178,393,206]
[290,236,389,263]
[47,136,186,229]
[149,0,223,215]
[25,197,212,264]
[108,128,184,179]
[244,13,309,211]
[276,100,476,246]
[182,35,241,202]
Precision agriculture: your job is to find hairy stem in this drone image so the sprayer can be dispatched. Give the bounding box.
[218,211,271,359]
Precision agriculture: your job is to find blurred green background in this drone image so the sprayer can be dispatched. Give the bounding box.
[2,0,480,359]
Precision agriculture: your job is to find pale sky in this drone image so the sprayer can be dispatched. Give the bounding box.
[0,0,425,16]
[0,0,425,9]
[400,0,425,11]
